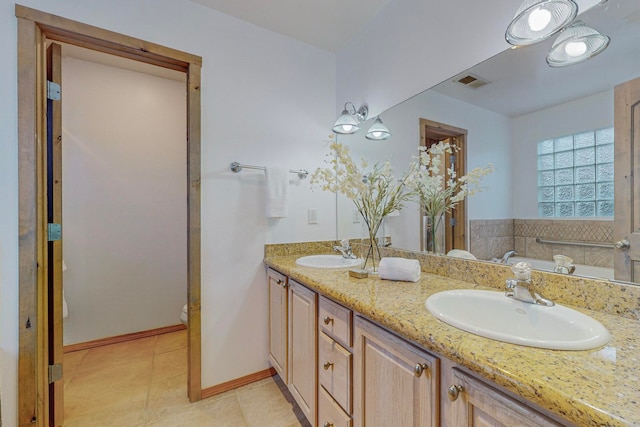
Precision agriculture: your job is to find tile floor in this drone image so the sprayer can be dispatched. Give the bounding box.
[63,330,309,426]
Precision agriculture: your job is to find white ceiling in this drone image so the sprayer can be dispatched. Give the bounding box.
[187,0,392,52]
[433,0,640,117]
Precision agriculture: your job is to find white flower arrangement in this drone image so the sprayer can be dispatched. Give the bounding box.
[405,141,493,214]
[311,141,413,267]
[405,141,493,251]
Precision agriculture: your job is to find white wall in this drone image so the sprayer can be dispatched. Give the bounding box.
[337,90,512,251]
[512,90,614,218]
[61,56,187,345]
[1,0,336,423]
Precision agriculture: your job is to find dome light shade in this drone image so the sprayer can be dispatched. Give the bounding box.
[365,117,391,140]
[506,0,578,46]
[332,109,360,134]
[332,102,368,134]
[546,21,610,67]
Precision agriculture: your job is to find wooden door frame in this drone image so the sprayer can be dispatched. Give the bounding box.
[16,5,203,426]
[419,118,468,253]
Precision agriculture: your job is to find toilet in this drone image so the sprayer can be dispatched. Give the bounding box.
[180,304,188,325]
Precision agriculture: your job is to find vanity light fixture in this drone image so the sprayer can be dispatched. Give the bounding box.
[332,102,368,134]
[546,21,610,67]
[505,0,578,46]
[365,116,392,140]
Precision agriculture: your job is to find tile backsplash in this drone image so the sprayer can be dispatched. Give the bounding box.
[469,219,614,267]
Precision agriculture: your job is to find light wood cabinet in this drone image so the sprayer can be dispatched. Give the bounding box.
[268,269,571,427]
[267,268,288,382]
[289,279,318,426]
[447,368,563,427]
[353,316,439,427]
[318,296,354,427]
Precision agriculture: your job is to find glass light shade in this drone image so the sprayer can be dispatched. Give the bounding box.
[365,117,391,140]
[332,109,360,134]
[505,0,578,46]
[546,21,610,67]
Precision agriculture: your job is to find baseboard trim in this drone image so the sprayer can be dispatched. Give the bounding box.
[63,324,187,353]
[201,367,277,399]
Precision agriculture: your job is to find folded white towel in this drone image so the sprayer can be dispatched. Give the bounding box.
[378,257,421,282]
[265,167,289,218]
[446,249,477,260]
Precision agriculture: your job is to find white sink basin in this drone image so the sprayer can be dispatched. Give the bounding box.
[425,290,609,350]
[296,254,362,269]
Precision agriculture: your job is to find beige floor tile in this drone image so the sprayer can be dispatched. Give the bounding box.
[147,394,248,427]
[63,397,146,427]
[237,379,303,427]
[144,374,191,423]
[65,377,149,419]
[151,348,188,381]
[154,330,187,354]
[63,349,88,386]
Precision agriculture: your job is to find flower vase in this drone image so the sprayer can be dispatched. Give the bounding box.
[362,221,383,273]
[426,212,445,254]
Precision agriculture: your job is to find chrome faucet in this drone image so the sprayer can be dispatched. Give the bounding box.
[500,250,518,264]
[505,262,554,306]
[334,239,357,259]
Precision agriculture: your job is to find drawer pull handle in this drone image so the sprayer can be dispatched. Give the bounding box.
[414,363,428,377]
[323,423,334,427]
[323,316,333,325]
[323,361,334,370]
[448,384,464,401]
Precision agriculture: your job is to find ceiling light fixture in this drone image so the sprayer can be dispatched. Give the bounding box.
[332,102,368,134]
[365,116,391,140]
[546,21,610,67]
[505,0,578,46]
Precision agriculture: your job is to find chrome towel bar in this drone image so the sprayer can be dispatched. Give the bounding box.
[229,162,309,179]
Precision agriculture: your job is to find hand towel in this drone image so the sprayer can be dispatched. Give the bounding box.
[62,260,69,318]
[265,167,289,218]
[378,257,421,282]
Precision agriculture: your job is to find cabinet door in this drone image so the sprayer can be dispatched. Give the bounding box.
[353,317,439,427]
[448,368,563,427]
[289,280,318,426]
[268,268,288,382]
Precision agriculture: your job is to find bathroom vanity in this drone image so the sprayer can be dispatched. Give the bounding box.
[264,242,640,427]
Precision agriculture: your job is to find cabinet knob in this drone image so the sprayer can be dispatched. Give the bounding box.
[323,361,334,370]
[414,363,428,377]
[448,384,464,401]
[323,316,334,325]
[323,423,334,427]
[276,279,283,285]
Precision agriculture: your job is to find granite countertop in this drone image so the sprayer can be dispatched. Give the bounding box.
[264,254,640,427]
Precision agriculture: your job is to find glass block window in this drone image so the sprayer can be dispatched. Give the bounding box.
[537,127,614,217]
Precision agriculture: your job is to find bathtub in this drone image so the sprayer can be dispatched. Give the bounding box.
[506,256,614,280]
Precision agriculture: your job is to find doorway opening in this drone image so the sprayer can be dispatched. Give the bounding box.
[419,118,469,253]
[17,6,202,426]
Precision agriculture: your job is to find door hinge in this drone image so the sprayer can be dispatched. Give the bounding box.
[47,81,61,101]
[48,363,62,384]
[47,223,62,241]
[450,218,457,226]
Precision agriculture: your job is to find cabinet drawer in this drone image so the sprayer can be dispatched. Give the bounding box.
[319,296,352,347]
[319,331,352,413]
[319,385,352,427]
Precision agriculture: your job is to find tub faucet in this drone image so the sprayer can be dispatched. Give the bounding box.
[334,239,357,259]
[501,250,518,264]
[505,262,554,306]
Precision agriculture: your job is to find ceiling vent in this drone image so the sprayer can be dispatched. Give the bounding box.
[454,74,489,89]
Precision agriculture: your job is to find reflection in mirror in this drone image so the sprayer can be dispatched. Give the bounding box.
[335,0,640,283]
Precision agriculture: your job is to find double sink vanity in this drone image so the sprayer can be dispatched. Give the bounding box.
[264,241,640,427]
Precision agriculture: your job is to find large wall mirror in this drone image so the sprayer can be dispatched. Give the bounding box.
[336,0,640,284]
